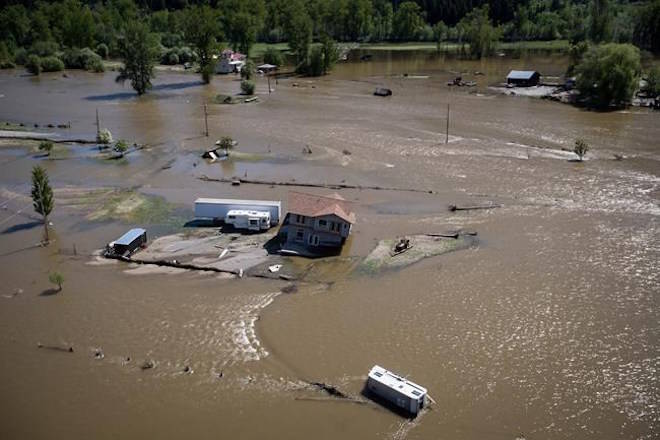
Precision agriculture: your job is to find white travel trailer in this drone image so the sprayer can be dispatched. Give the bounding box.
[194,198,281,228]
[225,209,271,231]
[366,365,427,415]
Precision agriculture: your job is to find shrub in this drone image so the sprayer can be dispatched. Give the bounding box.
[161,32,183,48]
[14,48,28,65]
[39,140,54,154]
[263,47,283,66]
[307,46,324,76]
[25,55,41,75]
[178,46,195,63]
[643,67,660,97]
[29,41,59,57]
[114,139,128,152]
[0,61,16,69]
[162,49,179,65]
[96,43,109,59]
[240,80,255,95]
[574,139,590,161]
[40,56,64,72]
[241,59,256,80]
[219,136,234,151]
[62,47,103,71]
[97,128,113,144]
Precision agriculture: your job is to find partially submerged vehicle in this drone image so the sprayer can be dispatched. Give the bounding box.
[366,365,427,416]
[106,228,147,257]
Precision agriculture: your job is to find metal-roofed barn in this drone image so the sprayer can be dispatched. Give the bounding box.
[506,70,540,87]
[110,228,147,256]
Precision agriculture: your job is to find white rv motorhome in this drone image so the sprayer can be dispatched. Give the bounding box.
[225,209,271,231]
[366,365,427,415]
[194,198,281,228]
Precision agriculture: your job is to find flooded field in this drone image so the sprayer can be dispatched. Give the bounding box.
[0,50,658,440]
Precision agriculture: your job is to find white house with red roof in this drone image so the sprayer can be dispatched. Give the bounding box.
[279,191,355,256]
[214,49,246,74]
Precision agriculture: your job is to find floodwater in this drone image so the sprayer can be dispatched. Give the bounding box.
[0,50,658,440]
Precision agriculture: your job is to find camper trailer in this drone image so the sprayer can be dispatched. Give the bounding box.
[225,209,271,231]
[194,198,281,229]
[366,365,427,416]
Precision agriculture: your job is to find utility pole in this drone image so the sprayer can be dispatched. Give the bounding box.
[204,104,209,137]
[445,102,450,144]
[267,74,271,94]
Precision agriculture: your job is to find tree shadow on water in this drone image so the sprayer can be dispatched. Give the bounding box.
[84,80,205,101]
[40,288,60,296]
[2,221,42,235]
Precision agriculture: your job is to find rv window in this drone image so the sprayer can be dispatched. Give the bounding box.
[228,215,235,219]
[249,220,258,225]
[412,390,421,396]
[374,372,383,377]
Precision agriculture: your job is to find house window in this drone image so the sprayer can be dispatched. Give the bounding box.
[295,228,304,242]
[319,219,327,227]
[296,214,306,224]
[308,235,319,246]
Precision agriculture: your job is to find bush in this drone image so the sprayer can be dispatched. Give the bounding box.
[114,139,128,153]
[574,139,589,161]
[96,43,109,59]
[576,43,642,108]
[643,67,660,97]
[40,56,64,72]
[240,80,255,95]
[25,55,41,75]
[39,140,54,154]
[1,61,16,69]
[62,47,103,71]
[161,32,183,48]
[263,47,283,66]
[14,48,28,65]
[307,46,324,76]
[29,41,58,57]
[241,59,256,80]
[178,46,195,63]
[97,128,113,144]
[162,49,179,65]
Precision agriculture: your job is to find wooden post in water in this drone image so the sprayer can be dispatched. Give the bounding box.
[95,108,100,138]
[445,103,450,144]
[204,104,209,137]
[267,74,271,94]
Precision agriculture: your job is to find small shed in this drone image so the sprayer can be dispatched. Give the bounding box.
[257,63,277,74]
[506,70,540,87]
[111,228,147,256]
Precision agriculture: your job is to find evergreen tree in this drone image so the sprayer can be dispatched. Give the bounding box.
[31,165,54,243]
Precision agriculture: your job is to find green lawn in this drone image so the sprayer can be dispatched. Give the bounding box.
[249,42,290,59]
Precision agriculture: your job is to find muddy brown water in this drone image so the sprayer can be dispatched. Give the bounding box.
[0,51,658,439]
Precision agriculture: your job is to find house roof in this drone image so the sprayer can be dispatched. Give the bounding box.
[507,70,539,80]
[287,191,356,224]
[114,228,146,246]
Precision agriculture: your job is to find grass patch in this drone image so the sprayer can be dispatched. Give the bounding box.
[498,40,569,51]
[227,151,265,162]
[85,189,179,225]
[358,40,569,52]
[249,42,290,60]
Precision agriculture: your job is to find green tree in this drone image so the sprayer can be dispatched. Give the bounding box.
[31,165,54,243]
[219,136,235,153]
[643,67,660,97]
[433,21,448,51]
[574,138,590,161]
[182,5,221,84]
[116,21,159,95]
[283,0,313,69]
[241,59,256,80]
[576,43,641,108]
[633,0,660,52]
[48,271,64,291]
[320,34,338,74]
[460,5,500,59]
[588,0,612,43]
[393,1,424,41]
[345,0,373,41]
[220,0,265,55]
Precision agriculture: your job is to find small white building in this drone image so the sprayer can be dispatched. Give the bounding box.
[366,365,427,415]
[215,49,246,74]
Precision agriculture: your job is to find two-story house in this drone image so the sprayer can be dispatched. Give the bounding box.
[279,191,355,256]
